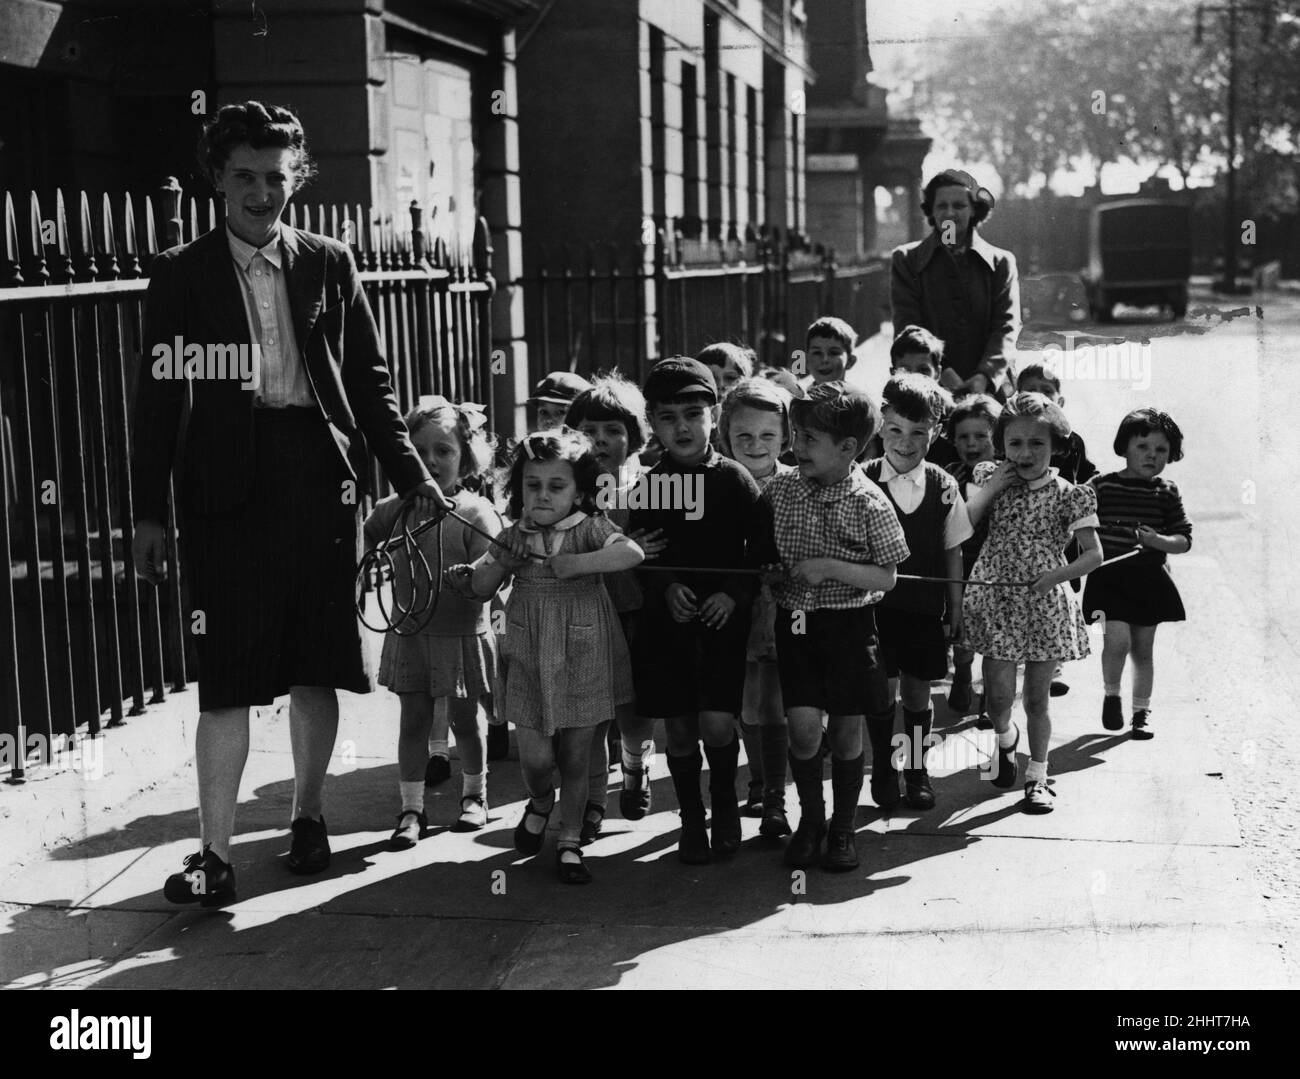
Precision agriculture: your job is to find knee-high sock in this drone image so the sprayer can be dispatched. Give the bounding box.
[789,752,825,826]
[903,707,933,775]
[865,706,898,776]
[760,726,789,795]
[703,734,739,802]
[830,753,864,830]
[666,748,705,816]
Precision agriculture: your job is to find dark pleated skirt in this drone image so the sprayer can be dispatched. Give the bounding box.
[1082,557,1186,627]
[179,406,372,710]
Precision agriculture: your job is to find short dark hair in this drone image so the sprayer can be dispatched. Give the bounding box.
[994,392,1072,454]
[890,325,945,364]
[197,101,316,187]
[805,316,856,354]
[566,372,650,455]
[502,428,604,519]
[1016,361,1062,395]
[881,373,952,427]
[790,380,879,456]
[921,169,994,231]
[1112,408,1185,462]
[947,394,1003,440]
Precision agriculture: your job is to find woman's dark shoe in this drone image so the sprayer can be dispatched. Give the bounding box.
[619,764,651,820]
[677,810,711,864]
[759,787,792,839]
[822,825,858,872]
[286,816,331,874]
[1130,709,1154,740]
[990,729,1019,790]
[1049,680,1069,697]
[1102,696,1124,731]
[783,819,825,868]
[579,801,606,845]
[513,795,555,856]
[425,754,452,785]
[486,723,509,762]
[163,847,237,908]
[743,778,765,817]
[903,769,936,810]
[556,844,593,884]
[389,809,428,850]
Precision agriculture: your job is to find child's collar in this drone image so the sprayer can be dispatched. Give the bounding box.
[1024,467,1060,491]
[518,510,587,533]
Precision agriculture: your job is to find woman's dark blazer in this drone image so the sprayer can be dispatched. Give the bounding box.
[131,225,430,524]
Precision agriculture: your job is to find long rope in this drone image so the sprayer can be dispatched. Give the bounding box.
[363,499,1144,633]
[628,546,1143,585]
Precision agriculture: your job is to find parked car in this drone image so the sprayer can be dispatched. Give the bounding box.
[1082,199,1191,321]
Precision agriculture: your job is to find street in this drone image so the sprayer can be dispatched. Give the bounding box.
[1,284,1296,990]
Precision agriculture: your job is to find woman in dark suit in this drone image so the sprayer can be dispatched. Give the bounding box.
[890,169,1021,399]
[132,101,449,906]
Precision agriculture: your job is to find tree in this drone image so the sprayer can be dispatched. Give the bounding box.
[922,0,1297,194]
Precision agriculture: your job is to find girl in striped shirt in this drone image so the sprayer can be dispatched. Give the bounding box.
[1082,409,1192,740]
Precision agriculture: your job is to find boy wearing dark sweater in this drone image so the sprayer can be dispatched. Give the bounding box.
[624,357,765,865]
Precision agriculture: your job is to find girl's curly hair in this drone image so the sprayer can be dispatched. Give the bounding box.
[501,427,602,520]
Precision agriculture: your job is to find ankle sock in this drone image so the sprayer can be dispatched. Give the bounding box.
[1025,758,1048,784]
[830,753,864,829]
[462,771,484,799]
[1132,696,1151,712]
[997,724,1019,749]
[399,781,425,814]
[760,725,789,792]
[622,738,653,772]
[1103,682,1121,698]
[428,739,450,760]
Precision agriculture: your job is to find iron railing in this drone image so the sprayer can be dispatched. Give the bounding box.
[516,224,886,384]
[0,183,494,781]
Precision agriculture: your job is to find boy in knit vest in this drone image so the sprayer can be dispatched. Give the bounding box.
[864,374,973,810]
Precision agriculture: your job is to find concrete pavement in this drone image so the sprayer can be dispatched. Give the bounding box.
[1,616,1289,989]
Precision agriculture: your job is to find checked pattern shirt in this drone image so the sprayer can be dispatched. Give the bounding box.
[761,466,910,611]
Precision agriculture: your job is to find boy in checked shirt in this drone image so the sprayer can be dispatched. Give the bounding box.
[755,382,910,872]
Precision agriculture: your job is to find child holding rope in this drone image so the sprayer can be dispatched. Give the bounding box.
[962,392,1103,813]
[471,428,644,883]
[1083,409,1192,740]
[363,397,501,847]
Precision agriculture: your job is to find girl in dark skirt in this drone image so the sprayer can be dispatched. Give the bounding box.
[1083,409,1193,740]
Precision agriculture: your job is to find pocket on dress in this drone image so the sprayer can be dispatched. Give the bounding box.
[565,623,602,700]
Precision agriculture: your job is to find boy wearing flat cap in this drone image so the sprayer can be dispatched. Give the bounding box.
[619,357,767,865]
[528,371,592,430]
